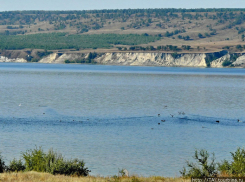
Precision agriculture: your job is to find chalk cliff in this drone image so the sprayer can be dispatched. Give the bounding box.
[0,51,244,68]
[39,53,59,63]
[95,53,207,67]
[232,55,245,67]
[0,56,27,63]
[210,54,230,68]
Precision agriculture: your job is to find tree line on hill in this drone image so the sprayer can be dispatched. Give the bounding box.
[117,45,193,51]
[0,33,160,50]
[1,9,245,34]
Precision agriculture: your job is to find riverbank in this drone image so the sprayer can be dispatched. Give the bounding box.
[0,50,245,68]
[0,172,188,182]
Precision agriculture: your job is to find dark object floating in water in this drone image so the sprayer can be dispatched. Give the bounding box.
[161,120,165,122]
[39,105,47,107]
[43,113,45,114]
[170,114,174,117]
[158,114,160,117]
[158,123,160,125]
[216,120,220,123]
[238,119,242,122]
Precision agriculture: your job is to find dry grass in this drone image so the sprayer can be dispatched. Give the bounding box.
[2,11,245,52]
[0,172,190,182]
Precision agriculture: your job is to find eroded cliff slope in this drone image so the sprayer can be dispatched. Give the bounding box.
[0,51,245,68]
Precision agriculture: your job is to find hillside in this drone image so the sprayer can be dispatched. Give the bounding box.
[0,9,245,53]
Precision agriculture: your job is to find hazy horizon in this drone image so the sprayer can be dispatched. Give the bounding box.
[0,0,244,11]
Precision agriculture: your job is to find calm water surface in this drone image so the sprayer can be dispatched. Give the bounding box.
[0,63,245,177]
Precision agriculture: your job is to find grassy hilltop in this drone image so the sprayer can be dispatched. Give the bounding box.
[1,9,245,53]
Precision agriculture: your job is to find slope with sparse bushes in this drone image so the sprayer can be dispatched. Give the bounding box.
[1,9,245,52]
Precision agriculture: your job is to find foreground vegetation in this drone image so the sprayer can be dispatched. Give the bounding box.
[0,172,187,182]
[181,148,245,178]
[0,147,89,177]
[2,147,245,181]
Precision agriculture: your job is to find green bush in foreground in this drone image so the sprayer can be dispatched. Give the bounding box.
[181,148,245,178]
[7,159,25,172]
[180,149,217,178]
[0,147,90,176]
[22,147,90,176]
[0,152,6,173]
[3,147,245,177]
[218,148,245,177]
[45,149,89,176]
[22,147,46,172]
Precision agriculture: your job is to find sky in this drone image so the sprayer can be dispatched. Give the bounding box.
[0,0,245,11]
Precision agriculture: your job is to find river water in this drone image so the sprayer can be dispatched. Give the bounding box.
[0,63,245,177]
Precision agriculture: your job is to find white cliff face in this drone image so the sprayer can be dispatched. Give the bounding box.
[211,54,230,68]
[173,54,206,67]
[1,51,245,68]
[39,53,58,63]
[0,56,27,63]
[96,53,207,67]
[55,53,85,63]
[232,55,245,67]
[39,53,87,64]
[13,58,27,63]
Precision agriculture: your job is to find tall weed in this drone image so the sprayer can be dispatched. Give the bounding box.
[180,149,217,178]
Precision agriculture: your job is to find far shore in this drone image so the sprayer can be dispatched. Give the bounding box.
[1,61,245,69]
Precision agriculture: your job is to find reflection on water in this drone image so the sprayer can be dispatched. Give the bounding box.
[0,63,245,176]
